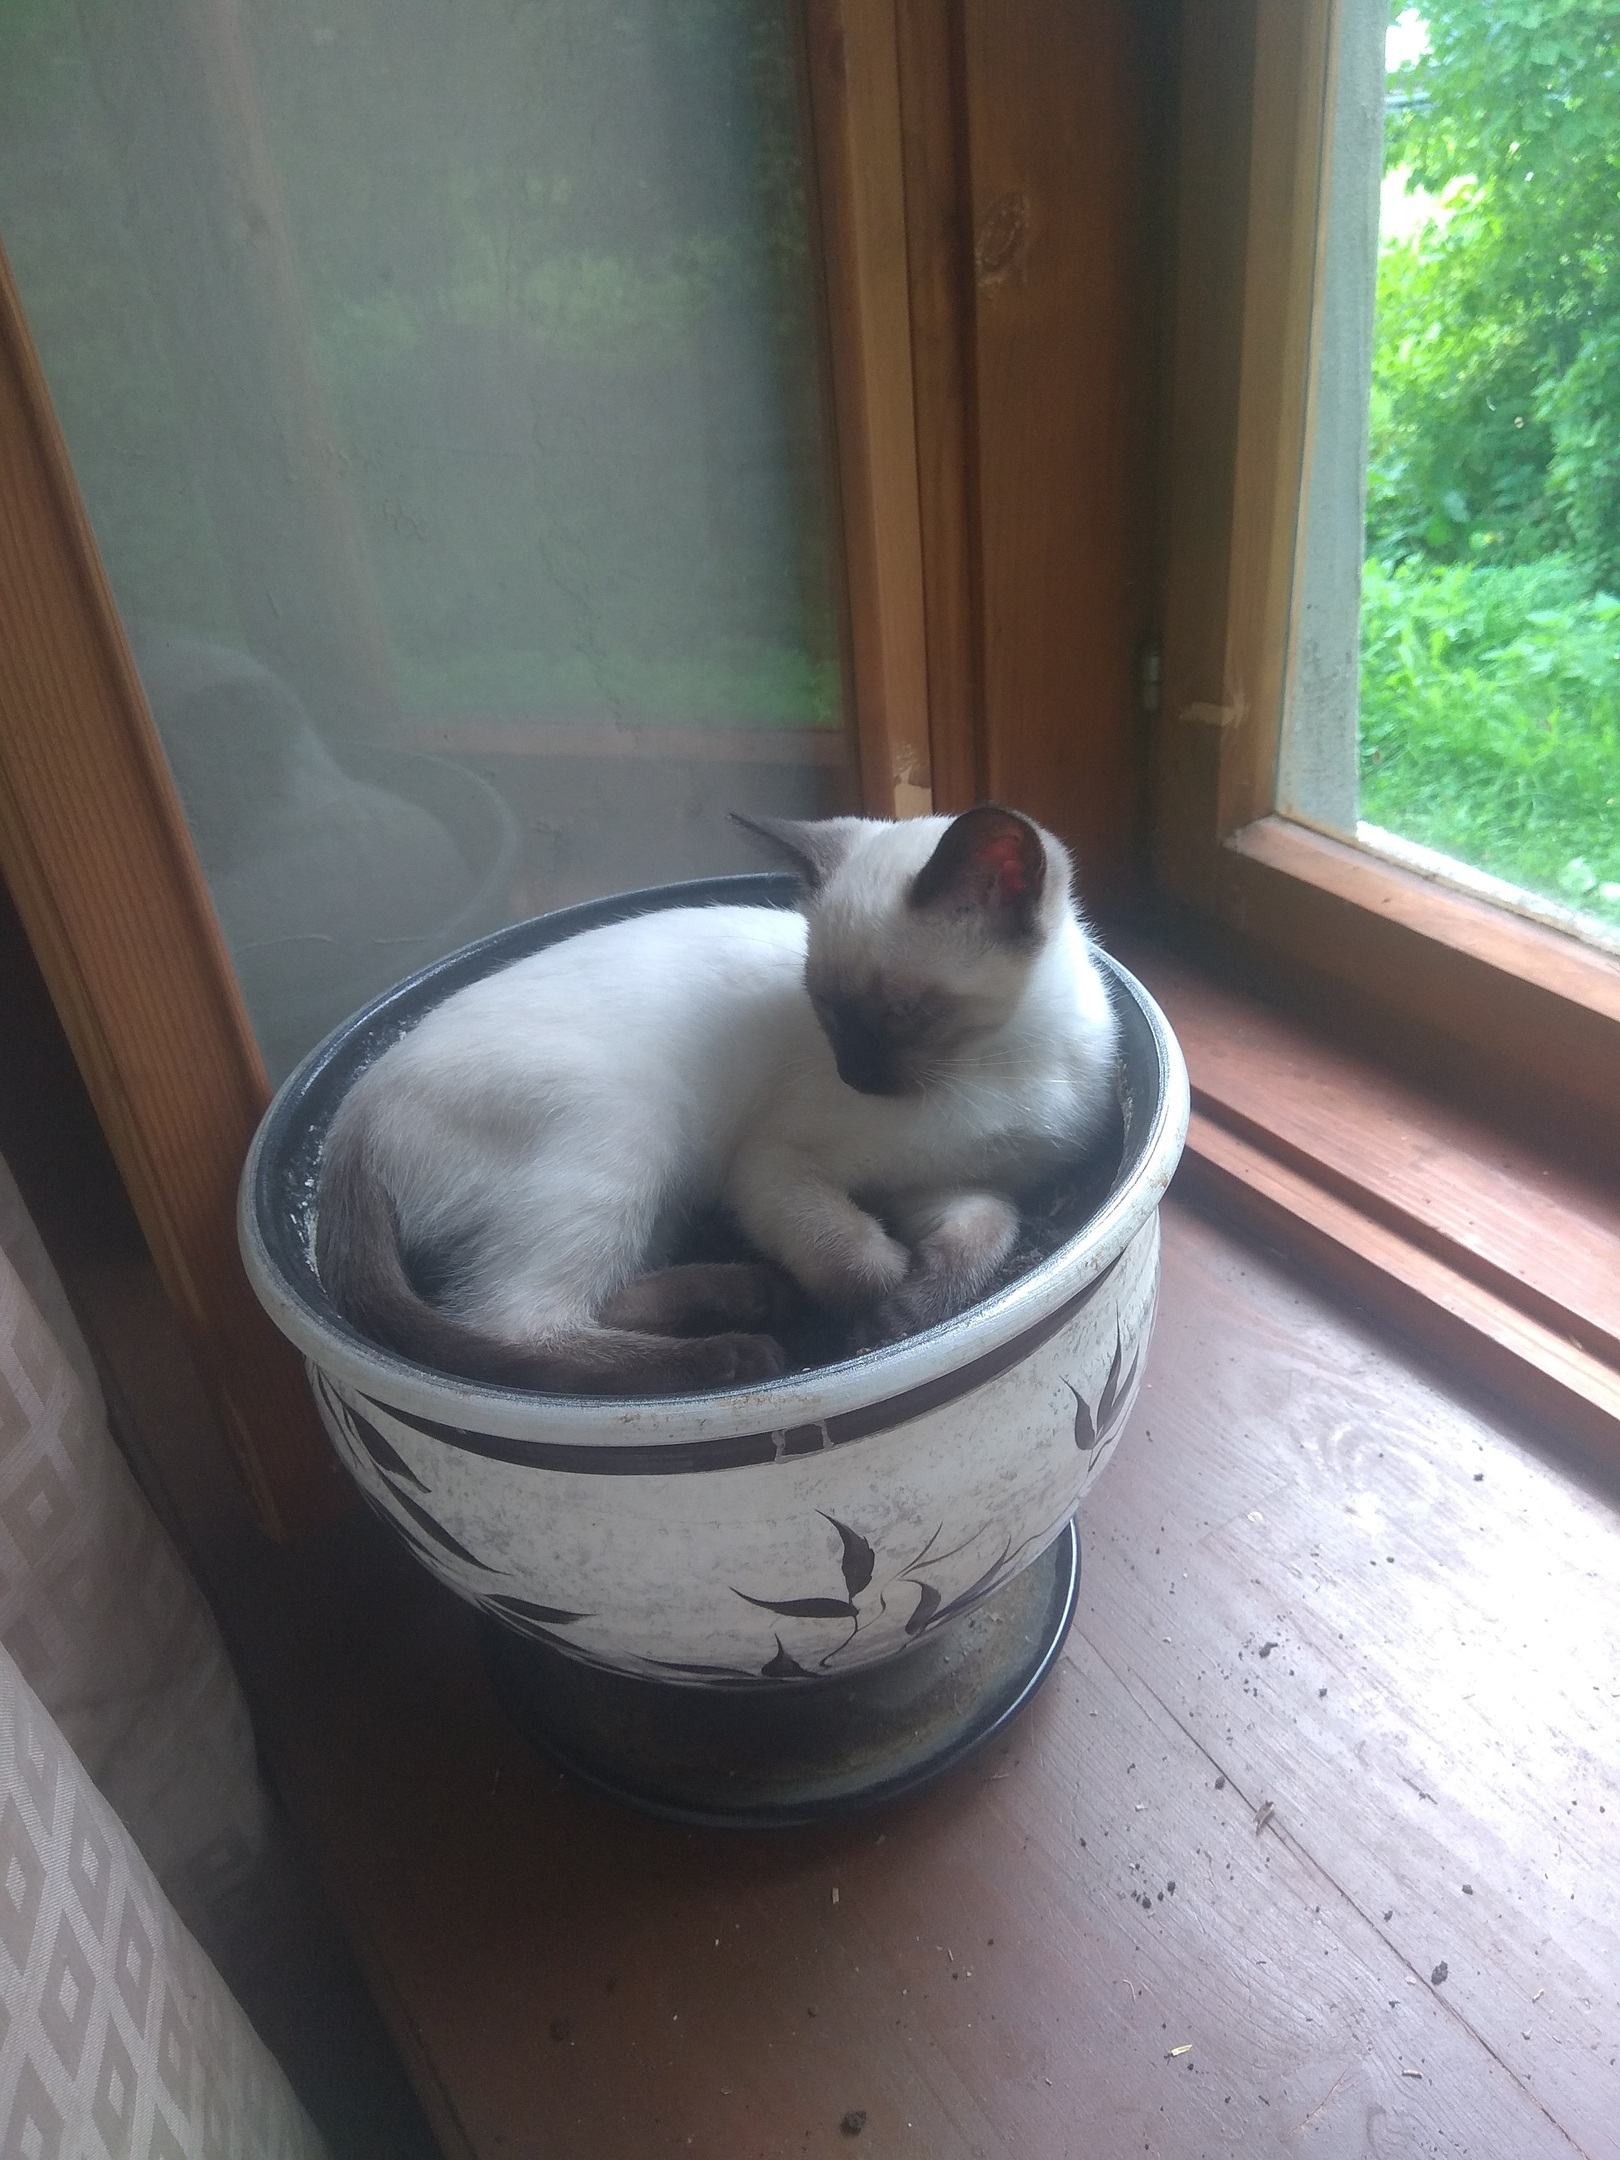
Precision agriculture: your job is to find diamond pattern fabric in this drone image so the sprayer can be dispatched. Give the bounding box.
[0,1154,326,2151]
[0,1158,269,1943]
[0,1638,324,2157]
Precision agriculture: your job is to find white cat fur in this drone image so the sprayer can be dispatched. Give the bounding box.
[316,808,1119,1394]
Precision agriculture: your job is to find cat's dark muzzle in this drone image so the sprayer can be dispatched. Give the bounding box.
[834,1052,911,1098]
[816,1002,925,1096]
[827,1032,918,1098]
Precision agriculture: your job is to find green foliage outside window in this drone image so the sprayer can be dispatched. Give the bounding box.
[1360,2,1620,928]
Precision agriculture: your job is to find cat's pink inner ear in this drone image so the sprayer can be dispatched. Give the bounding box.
[972,824,1037,905]
[911,805,1046,928]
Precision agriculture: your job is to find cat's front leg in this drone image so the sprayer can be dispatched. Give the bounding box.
[724,1145,911,1310]
[856,1189,1020,1344]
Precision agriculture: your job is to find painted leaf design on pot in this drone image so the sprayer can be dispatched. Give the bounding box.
[733,1512,878,1667]
[387,1483,499,1571]
[315,1370,498,1572]
[645,1657,767,1682]
[359,1490,442,1572]
[1065,1382,1096,1453]
[760,1636,815,1680]
[820,1514,876,1599]
[315,1371,433,1494]
[347,1403,432,1494]
[1096,1328,1140,1435]
[904,1534,1032,1640]
[732,1591,857,1621]
[487,1593,591,1628]
[1065,1323,1141,1462]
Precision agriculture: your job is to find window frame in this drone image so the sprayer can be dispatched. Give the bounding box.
[1153,0,1620,1141]
[0,236,341,1538]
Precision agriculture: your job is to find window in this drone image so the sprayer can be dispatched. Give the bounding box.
[1280,0,1620,960]
[1156,0,1620,1138]
[0,0,858,1083]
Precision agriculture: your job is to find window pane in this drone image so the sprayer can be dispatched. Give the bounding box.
[1280,0,1620,953]
[0,0,855,1078]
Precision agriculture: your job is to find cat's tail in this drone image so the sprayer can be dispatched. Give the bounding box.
[314,1114,782,1397]
[314,1108,537,1384]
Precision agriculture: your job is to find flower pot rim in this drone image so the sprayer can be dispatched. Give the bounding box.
[239,872,1189,1451]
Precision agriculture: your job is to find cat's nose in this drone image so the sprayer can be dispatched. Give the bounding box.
[835,1047,895,1095]
[828,1020,901,1096]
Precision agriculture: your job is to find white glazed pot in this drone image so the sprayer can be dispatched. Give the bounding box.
[240,874,1189,1684]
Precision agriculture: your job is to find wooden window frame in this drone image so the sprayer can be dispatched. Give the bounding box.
[1154,0,1620,1139]
[0,241,346,1539]
[1146,0,1620,1477]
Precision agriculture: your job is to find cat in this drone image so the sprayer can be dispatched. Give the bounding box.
[315,803,1120,1396]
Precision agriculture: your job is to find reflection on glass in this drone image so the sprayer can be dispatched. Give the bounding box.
[0,0,854,1075]
[1281,2,1620,951]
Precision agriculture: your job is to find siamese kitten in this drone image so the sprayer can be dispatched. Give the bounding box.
[316,804,1119,1396]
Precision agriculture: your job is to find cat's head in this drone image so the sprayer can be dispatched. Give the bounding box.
[734,804,1074,1097]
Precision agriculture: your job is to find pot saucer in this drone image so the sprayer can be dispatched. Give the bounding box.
[480,1519,1080,1829]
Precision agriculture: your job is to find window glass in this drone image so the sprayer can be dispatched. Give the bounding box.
[1280,0,1620,953]
[0,0,855,1077]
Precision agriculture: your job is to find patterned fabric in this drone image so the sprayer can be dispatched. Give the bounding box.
[0,1158,98,1414]
[0,1163,269,1942]
[0,1638,325,2158]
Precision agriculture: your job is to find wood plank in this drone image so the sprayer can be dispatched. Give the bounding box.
[1178,1110,1620,1478]
[1122,934,1620,1369]
[1080,1204,1620,2160]
[893,0,984,813]
[1154,0,1333,903]
[0,238,344,1540]
[803,0,934,819]
[1219,817,1620,1132]
[214,1201,1620,2158]
[1212,0,1335,843]
[1152,0,1256,906]
[959,0,1167,907]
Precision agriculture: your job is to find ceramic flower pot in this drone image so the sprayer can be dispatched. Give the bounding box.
[240,873,1188,1685]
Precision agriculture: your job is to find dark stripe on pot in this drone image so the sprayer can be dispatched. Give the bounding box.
[355,1252,1122,1476]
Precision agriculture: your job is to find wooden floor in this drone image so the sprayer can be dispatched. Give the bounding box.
[224,1197,1620,2160]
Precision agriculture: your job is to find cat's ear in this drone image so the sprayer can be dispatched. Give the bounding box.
[909,805,1048,939]
[731,811,864,891]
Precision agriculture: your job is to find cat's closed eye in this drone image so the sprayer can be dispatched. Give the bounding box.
[810,984,938,1043]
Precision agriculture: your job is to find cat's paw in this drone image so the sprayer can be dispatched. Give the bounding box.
[806,1223,911,1310]
[684,1331,787,1387]
[732,1264,808,1334]
[846,1272,968,1350]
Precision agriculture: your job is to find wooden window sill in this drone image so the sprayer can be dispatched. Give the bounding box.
[1113,923,1620,1481]
[214,1199,1620,2159]
[1209,816,1620,1133]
